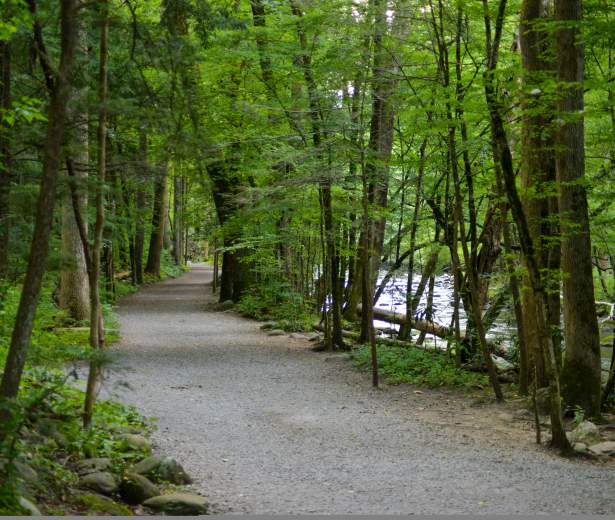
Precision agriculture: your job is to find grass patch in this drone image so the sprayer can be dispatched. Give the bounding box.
[351,342,489,389]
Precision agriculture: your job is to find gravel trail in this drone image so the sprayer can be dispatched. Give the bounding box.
[108,265,614,514]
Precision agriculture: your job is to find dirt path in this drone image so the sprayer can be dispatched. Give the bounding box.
[107,265,614,514]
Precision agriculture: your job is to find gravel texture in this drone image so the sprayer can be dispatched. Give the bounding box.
[106,265,615,514]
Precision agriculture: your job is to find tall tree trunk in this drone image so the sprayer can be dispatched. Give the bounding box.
[519,0,558,388]
[83,0,108,427]
[145,164,169,278]
[173,175,183,266]
[133,128,147,284]
[555,0,602,417]
[60,19,89,321]
[0,39,10,279]
[482,0,570,452]
[289,0,343,348]
[0,0,78,401]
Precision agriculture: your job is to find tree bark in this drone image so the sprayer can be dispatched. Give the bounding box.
[0,0,78,401]
[519,0,559,387]
[555,0,602,417]
[83,0,108,427]
[0,39,10,279]
[145,164,169,278]
[60,19,90,321]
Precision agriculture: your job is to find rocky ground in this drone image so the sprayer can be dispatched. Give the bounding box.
[105,264,615,514]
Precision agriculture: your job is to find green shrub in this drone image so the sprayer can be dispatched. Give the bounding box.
[235,280,316,332]
[351,343,488,389]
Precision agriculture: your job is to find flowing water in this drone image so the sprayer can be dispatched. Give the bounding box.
[373,271,517,349]
[373,270,614,372]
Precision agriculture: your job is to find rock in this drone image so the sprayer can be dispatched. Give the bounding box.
[78,472,118,495]
[143,493,209,515]
[131,455,163,477]
[497,412,514,423]
[259,322,276,330]
[219,300,234,310]
[0,459,38,484]
[569,421,602,445]
[15,461,38,483]
[588,441,615,456]
[17,497,41,515]
[267,329,285,337]
[513,408,532,420]
[492,355,514,372]
[573,442,588,453]
[74,493,133,515]
[117,433,151,452]
[75,457,112,475]
[131,455,191,484]
[158,457,192,484]
[34,419,69,448]
[114,425,143,435]
[120,472,160,505]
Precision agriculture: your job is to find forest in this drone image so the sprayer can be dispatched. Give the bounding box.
[1,0,615,515]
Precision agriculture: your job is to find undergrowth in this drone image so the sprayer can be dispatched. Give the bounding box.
[351,342,489,389]
[235,280,316,332]
[0,261,183,515]
[0,368,151,515]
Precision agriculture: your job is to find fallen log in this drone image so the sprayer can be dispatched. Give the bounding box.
[359,304,454,339]
[357,305,509,358]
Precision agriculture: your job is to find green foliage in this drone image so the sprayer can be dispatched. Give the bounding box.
[351,343,488,389]
[0,368,150,515]
[235,280,316,332]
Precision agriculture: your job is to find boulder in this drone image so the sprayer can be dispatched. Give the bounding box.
[492,355,514,372]
[73,493,133,516]
[75,458,112,475]
[78,472,118,495]
[120,472,160,505]
[131,455,162,477]
[267,330,285,337]
[131,455,192,484]
[143,493,208,515]
[219,300,234,310]
[569,421,602,445]
[573,442,588,453]
[0,459,38,484]
[259,322,276,330]
[17,497,41,515]
[117,433,151,452]
[158,457,192,484]
[588,441,615,456]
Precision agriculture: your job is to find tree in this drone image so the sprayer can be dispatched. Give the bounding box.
[0,0,78,401]
[555,0,602,416]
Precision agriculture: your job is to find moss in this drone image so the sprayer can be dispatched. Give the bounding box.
[73,493,133,516]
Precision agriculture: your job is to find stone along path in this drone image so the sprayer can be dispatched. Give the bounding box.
[107,265,614,514]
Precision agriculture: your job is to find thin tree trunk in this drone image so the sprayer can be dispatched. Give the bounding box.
[83,0,109,427]
[134,128,147,285]
[145,164,169,278]
[0,0,78,402]
[0,39,10,279]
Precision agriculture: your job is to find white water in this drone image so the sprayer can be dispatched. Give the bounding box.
[373,271,517,348]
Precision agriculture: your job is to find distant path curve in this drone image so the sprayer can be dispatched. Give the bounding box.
[108,265,614,514]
